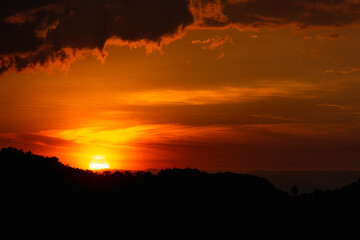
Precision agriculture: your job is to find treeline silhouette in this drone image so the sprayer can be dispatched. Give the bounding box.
[1,147,359,225]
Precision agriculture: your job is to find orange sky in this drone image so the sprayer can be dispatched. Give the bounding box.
[1,1,360,171]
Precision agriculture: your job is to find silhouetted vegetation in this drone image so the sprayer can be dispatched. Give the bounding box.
[1,147,359,225]
[291,185,298,197]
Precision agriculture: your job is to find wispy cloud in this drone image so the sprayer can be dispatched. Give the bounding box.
[217,51,226,59]
[191,35,233,50]
[340,67,360,75]
[122,83,316,106]
[316,32,342,40]
[318,104,360,111]
[323,67,360,75]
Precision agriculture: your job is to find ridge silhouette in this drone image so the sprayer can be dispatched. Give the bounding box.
[0,147,288,200]
[1,146,359,229]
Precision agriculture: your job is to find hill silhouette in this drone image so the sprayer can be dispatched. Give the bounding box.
[1,147,360,229]
[1,147,288,203]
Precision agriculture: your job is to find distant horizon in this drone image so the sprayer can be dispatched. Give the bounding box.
[3,146,360,194]
[5,146,360,173]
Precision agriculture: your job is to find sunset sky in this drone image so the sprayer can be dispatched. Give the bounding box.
[1,0,360,171]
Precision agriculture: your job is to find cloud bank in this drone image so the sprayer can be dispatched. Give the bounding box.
[1,0,360,74]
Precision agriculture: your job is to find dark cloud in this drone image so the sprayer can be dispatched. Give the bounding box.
[0,132,77,155]
[0,0,194,74]
[190,0,360,28]
[0,0,62,20]
[0,22,42,55]
[1,0,360,75]
[316,32,342,40]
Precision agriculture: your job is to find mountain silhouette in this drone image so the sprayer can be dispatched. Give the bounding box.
[1,147,359,230]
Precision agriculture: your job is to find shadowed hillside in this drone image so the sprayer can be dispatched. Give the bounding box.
[1,148,288,209]
[1,147,360,226]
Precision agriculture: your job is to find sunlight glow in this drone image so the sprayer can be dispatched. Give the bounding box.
[89,155,110,170]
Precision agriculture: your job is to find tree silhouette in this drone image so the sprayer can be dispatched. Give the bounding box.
[1,146,360,226]
[291,185,298,197]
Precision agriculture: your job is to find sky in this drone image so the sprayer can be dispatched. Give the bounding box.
[1,0,360,171]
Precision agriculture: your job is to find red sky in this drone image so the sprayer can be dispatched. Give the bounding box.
[1,0,360,171]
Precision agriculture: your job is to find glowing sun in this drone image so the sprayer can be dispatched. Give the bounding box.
[89,155,110,170]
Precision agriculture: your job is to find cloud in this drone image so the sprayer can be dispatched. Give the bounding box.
[43,125,155,146]
[42,122,360,170]
[340,67,360,74]
[0,131,77,154]
[217,51,225,59]
[0,0,194,74]
[324,67,360,75]
[316,32,342,40]
[311,49,321,59]
[191,34,232,50]
[304,32,343,40]
[121,83,315,106]
[191,0,360,29]
[318,104,360,111]
[2,0,360,75]
[123,87,282,105]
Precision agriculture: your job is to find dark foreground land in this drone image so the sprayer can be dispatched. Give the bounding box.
[1,147,359,229]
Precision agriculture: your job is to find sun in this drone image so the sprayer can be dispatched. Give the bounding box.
[89,155,110,170]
